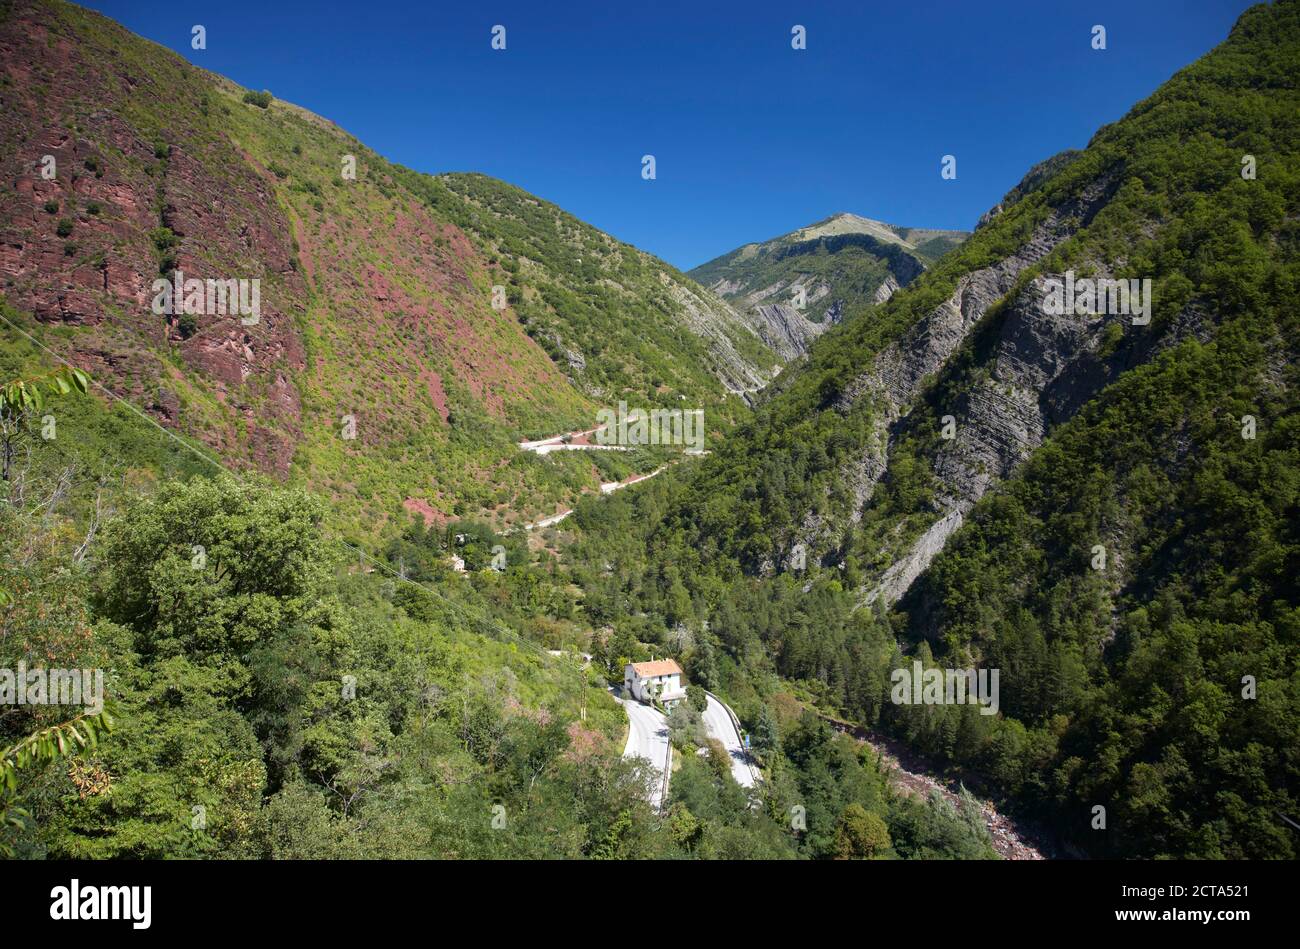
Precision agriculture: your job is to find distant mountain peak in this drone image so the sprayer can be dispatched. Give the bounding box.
[689,213,968,359]
[795,212,907,247]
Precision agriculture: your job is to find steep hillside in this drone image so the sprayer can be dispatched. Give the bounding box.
[974,149,1083,231]
[429,173,774,399]
[690,213,967,359]
[568,0,1300,858]
[0,274,993,865]
[0,0,773,533]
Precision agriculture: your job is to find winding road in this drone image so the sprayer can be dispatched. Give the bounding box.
[612,691,671,809]
[611,687,760,809]
[521,467,668,531]
[702,692,760,789]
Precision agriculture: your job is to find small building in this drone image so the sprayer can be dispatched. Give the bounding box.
[625,659,686,706]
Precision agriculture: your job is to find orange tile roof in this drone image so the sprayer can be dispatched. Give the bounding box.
[628,659,683,678]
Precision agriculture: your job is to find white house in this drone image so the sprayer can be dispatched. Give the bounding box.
[624,659,687,706]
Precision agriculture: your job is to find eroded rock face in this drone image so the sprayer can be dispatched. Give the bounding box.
[826,214,1079,539]
[872,275,900,305]
[840,204,1086,421]
[931,273,1133,511]
[747,302,831,361]
[868,509,964,606]
[0,1,306,475]
[867,269,1159,606]
[660,276,772,394]
[772,172,1138,600]
[861,186,1172,603]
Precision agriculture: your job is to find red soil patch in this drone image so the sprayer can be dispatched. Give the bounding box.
[422,369,451,424]
[402,496,448,527]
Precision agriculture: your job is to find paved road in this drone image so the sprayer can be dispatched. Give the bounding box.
[523,468,667,531]
[517,414,643,455]
[525,509,574,530]
[613,692,671,808]
[702,693,760,789]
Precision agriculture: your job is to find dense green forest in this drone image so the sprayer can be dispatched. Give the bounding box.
[559,0,1300,859]
[0,324,997,859]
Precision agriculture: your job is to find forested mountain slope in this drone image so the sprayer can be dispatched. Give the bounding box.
[567,0,1300,858]
[0,326,999,860]
[690,213,967,359]
[0,0,773,532]
[0,0,1011,863]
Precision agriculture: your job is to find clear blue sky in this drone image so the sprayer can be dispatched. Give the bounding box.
[81,0,1255,270]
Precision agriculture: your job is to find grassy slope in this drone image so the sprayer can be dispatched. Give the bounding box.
[1,0,772,538]
[430,171,775,405]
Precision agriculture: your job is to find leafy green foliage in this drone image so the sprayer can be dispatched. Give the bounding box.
[410,171,770,420]
[0,706,116,855]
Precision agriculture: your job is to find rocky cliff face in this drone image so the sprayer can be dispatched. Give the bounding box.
[784,172,1122,595]
[744,301,833,361]
[871,276,900,305]
[760,137,1238,609]
[783,119,1271,613]
[659,274,772,394]
[0,6,311,472]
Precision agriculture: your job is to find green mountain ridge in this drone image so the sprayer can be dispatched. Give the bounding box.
[689,212,968,359]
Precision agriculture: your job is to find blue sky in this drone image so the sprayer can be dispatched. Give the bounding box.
[82,0,1255,269]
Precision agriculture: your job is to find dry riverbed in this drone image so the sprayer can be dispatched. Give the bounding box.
[818,711,1052,860]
